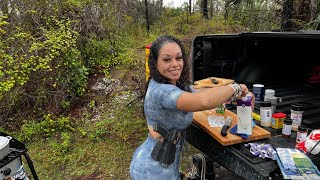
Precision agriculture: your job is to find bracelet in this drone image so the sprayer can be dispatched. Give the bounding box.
[228,82,242,101]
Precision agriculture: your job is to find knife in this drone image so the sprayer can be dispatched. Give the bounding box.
[221,117,232,136]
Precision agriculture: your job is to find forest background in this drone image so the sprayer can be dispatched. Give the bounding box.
[1,0,319,179]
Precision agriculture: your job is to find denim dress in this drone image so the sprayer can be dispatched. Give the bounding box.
[130,79,193,180]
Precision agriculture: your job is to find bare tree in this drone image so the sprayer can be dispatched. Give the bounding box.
[189,0,192,14]
[209,0,213,18]
[145,0,150,33]
[203,0,209,19]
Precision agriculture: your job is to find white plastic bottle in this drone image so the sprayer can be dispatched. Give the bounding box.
[264,89,277,114]
[260,101,272,127]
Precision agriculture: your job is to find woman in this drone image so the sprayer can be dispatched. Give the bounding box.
[130,35,253,179]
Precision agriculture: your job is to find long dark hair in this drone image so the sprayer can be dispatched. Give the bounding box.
[148,35,191,92]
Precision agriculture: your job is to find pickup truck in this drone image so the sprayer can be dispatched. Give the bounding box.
[186,32,320,180]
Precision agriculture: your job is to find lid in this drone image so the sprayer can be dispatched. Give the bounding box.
[0,136,9,149]
[284,118,292,124]
[265,89,275,97]
[291,103,304,111]
[145,43,152,49]
[298,125,308,132]
[237,95,251,106]
[260,101,271,107]
[272,112,286,118]
[253,84,264,88]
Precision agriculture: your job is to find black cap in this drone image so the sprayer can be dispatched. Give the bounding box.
[298,125,308,132]
[291,104,304,111]
[284,118,292,124]
[260,101,271,107]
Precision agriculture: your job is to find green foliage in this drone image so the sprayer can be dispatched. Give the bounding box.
[0,16,34,96]
[20,114,77,141]
[0,15,89,124]
[88,100,96,109]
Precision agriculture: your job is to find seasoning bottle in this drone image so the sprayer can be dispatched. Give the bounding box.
[216,103,225,114]
[271,112,286,129]
[296,126,308,143]
[253,84,264,104]
[264,89,278,114]
[291,103,304,131]
[282,118,292,138]
[260,101,272,127]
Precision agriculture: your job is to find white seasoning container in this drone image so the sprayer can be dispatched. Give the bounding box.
[260,101,272,127]
[264,89,278,114]
[291,103,304,131]
[282,118,292,138]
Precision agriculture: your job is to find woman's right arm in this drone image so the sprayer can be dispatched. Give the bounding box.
[176,84,249,112]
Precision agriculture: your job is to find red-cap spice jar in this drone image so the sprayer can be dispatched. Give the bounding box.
[271,112,286,129]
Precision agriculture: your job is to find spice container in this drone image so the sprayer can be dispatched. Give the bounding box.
[291,104,304,131]
[296,126,308,143]
[216,103,225,114]
[264,89,278,114]
[271,112,286,129]
[260,101,272,127]
[253,84,264,104]
[282,118,292,138]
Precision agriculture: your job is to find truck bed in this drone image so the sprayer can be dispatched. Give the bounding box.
[187,82,320,180]
[188,32,320,179]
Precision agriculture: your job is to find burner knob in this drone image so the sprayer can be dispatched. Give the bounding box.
[3,167,11,176]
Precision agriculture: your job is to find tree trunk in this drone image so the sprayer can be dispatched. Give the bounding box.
[281,0,294,31]
[145,0,150,33]
[202,0,208,19]
[160,0,163,14]
[189,0,192,14]
[209,0,213,18]
[297,0,318,23]
[224,1,229,23]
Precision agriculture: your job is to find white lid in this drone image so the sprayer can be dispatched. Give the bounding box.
[265,89,275,97]
[253,84,264,87]
[0,136,9,149]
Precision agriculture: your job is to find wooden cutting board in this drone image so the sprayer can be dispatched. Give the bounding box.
[193,109,271,146]
[193,77,234,89]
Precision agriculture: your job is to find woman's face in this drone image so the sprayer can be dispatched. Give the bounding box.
[156,42,183,85]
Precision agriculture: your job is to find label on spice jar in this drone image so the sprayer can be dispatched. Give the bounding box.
[291,111,303,130]
[216,104,225,114]
[271,117,284,129]
[296,132,308,143]
[282,124,292,136]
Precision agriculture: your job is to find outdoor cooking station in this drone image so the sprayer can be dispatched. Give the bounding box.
[0,132,38,180]
[186,32,320,180]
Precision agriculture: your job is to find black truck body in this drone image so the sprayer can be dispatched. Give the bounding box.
[186,32,320,179]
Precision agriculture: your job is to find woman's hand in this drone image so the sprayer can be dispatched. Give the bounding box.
[248,91,255,110]
[239,84,255,109]
[239,84,249,97]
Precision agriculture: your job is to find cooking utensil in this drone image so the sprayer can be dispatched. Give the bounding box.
[0,136,11,161]
[221,117,232,136]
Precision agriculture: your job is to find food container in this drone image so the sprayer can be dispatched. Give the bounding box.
[271,113,286,129]
[0,136,11,160]
[237,95,253,135]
